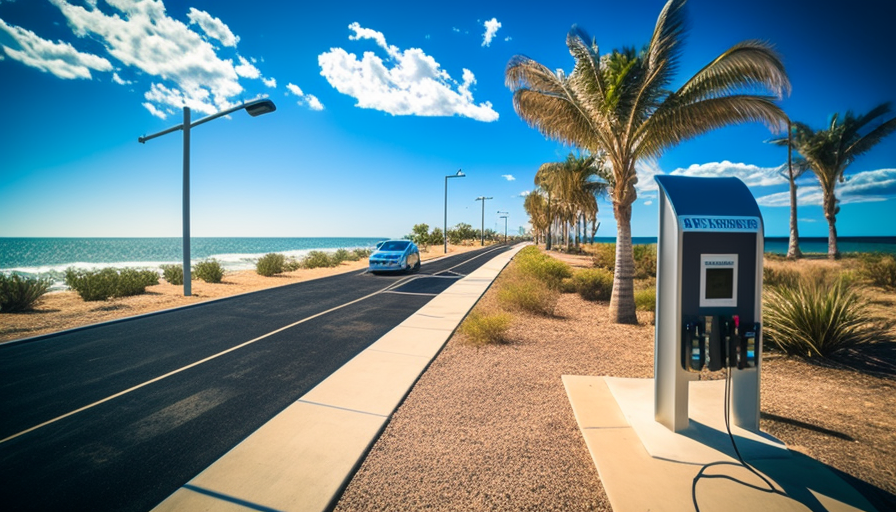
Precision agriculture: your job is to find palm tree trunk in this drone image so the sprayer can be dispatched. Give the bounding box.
[786,130,802,259]
[823,188,840,259]
[545,191,552,250]
[609,202,638,324]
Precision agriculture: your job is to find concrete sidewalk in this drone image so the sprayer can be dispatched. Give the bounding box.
[152,244,526,512]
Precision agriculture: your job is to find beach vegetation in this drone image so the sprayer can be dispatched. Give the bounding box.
[283,257,302,272]
[256,253,285,277]
[591,243,617,272]
[459,310,512,346]
[353,248,373,260]
[633,245,657,279]
[782,104,896,259]
[447,223,477,245]
[635,287,657,312]
[507,0,790,323]
[0,273,53,313]
[763,266,800,288]
[571,268,614,301]
[193,259,225,283]
[763,276,885,357]
[302,250,338,269]
[64,267,159,301]
[513,246,572,289]
[160,264,184,285]
[858,253,896,290]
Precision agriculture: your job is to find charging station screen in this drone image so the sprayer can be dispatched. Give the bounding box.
[705,268,734,299]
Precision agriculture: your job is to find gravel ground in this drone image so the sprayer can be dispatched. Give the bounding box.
[334,253,896,512]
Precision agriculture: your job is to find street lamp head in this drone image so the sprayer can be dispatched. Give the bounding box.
[245,98,277,117]
[456,169,465,177]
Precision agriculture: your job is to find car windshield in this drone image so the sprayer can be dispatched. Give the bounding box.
[378,241,409,252]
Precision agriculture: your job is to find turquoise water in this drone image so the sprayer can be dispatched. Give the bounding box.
[0,237,386,279]
[591,236,896,254]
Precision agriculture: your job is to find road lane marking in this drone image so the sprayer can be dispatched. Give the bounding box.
[0,247,503,445]
[383,291,439,297]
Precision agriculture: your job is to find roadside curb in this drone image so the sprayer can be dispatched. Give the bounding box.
[151,243,528,512]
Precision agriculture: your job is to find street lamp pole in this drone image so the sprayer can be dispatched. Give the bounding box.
[498,211,509,243]
[475,196,493,246]
[444,169,465,253]
[139,98,276,296]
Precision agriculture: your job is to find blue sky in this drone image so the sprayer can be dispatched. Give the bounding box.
[1,0,894,239]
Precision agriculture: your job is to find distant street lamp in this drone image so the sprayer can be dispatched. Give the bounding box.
[497,211,509,243]
[444,169,465,253]
[138,98,276,296]
[475,196,493,246]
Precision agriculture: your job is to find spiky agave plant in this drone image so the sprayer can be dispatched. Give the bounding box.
[763,277,882,357]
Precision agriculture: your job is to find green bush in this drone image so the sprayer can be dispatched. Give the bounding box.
[497,267,559,316]
[762,277,884,357]
[333,248,351,263]
[633,244,657,279]
[514,246,572,289]
[0,273,53,312]
[302,250,337,269]
[635,288,656,312]
[571,268,614,301]
[256,253,285,277]
[460,310,512,346]
[592,243,616,272]
[858,253,896,290]
[64,267,159,301]
[161,264,184,285]
[763,266,799,288]
[353,248,373,260]
[283,257,302,271]
[193,259,224,283]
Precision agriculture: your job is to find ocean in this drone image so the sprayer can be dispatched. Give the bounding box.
[592,236,896,254]
[0,237,386,288]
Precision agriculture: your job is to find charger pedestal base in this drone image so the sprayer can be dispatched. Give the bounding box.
[563,374,877,512]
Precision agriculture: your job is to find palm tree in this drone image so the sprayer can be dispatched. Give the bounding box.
[523,190,550,244]
[787,103,896,259]
[535,153,607,251]
[769,120,811,259]
[506,0,790,323]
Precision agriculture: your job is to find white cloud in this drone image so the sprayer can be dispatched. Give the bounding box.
[286,82,324,111]
[0,18,112,79]
[318,23,498,122]
[670,161,787,187]
[187,7,239,47]
[234,55,260,78]
[46,0,261,115]
[502,174,515,181]
[635,160,664,193]
[799,218,817,223]
[504,36,512,42]
[142,101,167,119]
[519,190,530,197]
[755,168,896,207]
[452,27,460,33]
[482,18,501,47]
[112,71,131,85]
[262,76,276,88]
[644,200,654,206]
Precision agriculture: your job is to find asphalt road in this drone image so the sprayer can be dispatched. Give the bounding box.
[0,244,511,512]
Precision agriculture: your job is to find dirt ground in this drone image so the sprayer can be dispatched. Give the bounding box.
[0,244,483,343]
[335,248,896,512]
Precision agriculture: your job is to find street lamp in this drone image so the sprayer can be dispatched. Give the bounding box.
[497,211,509,243]
[475,196,493,246]
[138,98,276,296]
[444,169,465,253]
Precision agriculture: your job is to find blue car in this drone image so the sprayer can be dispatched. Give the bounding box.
[368,240,421,273]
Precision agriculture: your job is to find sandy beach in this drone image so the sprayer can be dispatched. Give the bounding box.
[0,243,484,343]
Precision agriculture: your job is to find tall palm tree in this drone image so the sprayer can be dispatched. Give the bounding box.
[523,190,550,244]
[506,0,790,323]
[788,103,896,259]
[769,120,811,259]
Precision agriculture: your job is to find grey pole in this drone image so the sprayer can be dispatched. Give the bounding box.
[475,196,492,246]
[444,170,464,253]
[138,98,276,296]
[183,107,192,296]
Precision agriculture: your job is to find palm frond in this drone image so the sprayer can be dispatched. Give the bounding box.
[644,0,687,89]
[639,95,787,158]
[675,41,790,104]
[844,107,896,161]
[567,26,607,105]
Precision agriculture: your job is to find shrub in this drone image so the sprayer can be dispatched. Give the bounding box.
[635,288,656,312]
[858,253,896,290]
[302,250,336,269]
[460,310,512,346]
[514,247,572,289]
[762,277,885,357]
[193,259,224,283]
[571,268,614,301]
[256,253,285,277]
[161,264,184,285]
[497,267,559,316]
[353,248,373,260]
[0,273,53,312]
[64,267,158,301]
[633,244,657,279]
[592,243,616,272]
[333,248,351,263]
[283,257,302,271]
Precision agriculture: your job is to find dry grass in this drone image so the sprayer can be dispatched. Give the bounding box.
[0,244,482,343]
